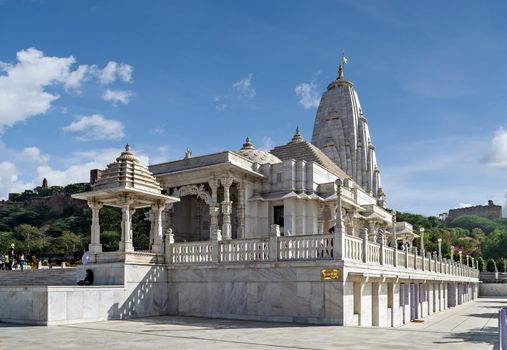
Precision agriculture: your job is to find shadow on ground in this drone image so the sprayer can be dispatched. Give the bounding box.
[433,326,498,349]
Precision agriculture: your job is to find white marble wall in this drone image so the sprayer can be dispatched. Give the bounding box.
[167,263,345,325]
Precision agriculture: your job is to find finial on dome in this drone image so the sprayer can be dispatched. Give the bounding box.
[184,148,192,159]
[291,126,304,143]
[241,136,255,150]
[125,144,131,152]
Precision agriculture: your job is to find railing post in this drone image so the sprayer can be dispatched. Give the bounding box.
[361,228,368,263]
[164,228,174,264]
[270,224,280,261]
[404,244,409,268]
[413,247,418,269]
[212,229,222,263]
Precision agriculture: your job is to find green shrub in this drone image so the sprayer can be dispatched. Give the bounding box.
[486,258,497,272]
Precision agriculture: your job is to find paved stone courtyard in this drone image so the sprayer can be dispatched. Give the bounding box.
[0,297,503,350]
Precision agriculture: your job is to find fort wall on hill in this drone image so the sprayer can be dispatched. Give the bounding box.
[446,200,502,223]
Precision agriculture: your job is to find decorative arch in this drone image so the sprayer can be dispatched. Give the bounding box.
[172,184,212,205]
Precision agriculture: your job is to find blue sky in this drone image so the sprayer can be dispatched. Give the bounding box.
[0,0,506,216]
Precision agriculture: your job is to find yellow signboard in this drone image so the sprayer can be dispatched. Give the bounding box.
[321,268,340,281]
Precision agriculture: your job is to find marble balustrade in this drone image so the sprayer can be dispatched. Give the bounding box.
[164,233,479,279]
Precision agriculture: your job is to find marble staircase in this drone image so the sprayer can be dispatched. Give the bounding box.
[0,268,79,286]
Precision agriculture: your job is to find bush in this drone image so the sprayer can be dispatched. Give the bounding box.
[486,258,497,272]
[477,257,485,272]
[498,259,507,273]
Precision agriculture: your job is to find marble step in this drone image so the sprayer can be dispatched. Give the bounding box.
[0,269,79,286]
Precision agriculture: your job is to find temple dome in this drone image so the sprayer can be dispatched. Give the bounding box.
[235,137,282,165]
[93,144,164,194]
[311,69,383,198]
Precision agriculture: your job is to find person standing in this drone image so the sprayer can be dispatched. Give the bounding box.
[4,254,10,270]
[20,254,25,271]
[0,254,4,270]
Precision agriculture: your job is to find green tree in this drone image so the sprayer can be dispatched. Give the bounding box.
[52,231,84,256]
[481,229,507,260]
[486,258,497,272]
[101,231,120,252]
[498,259,507,273]
[477,257,485,272]
[449,215,498,234]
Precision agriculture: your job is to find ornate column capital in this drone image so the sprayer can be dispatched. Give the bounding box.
[220,174,234,188]
[87,200,103,210]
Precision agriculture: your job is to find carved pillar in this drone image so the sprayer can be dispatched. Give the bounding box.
[361,227,368,263]
[334,179,345,260]
[87,200,103,254]
[318,203,325,235]
[237,180,246,239]
[378,230,385,265]
[147,210,154,248]
[347,211,355,236]
[209,177,220,240]
[119,198,134,252]
[459,251,463,265]
[151,202,164,254]
[220,175,234,240]
[437,238,442,261]
[368,221,376,242]
[450,246,455,262]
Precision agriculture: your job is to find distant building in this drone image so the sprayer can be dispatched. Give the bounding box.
[446,200,502,223]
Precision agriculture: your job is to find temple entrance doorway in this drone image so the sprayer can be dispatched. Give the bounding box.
[172,196,210,242]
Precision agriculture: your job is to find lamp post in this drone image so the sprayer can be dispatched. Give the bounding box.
[392,210,398,266]
[419,227,425,256]
[437,238,442,261]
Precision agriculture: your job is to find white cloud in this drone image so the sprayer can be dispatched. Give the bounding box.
[149,127,165,135]
[214,96,228,111]
[64,64,90,90]
[258,136,274,151]
[484,127,507,168]
[295,82,321,109]
[458,203,472,208]
[63,114,125,141]
[0,161,35,199]
[97,61,133,84]
[21,146,50,163]
[232,73,256,100]
[103,89,133,106]
[214,74,256,111]
[0,48,90,128]
[0,48,135,129]
[117,64,133,82]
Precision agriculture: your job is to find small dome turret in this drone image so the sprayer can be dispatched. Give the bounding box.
[235,137,282,164]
